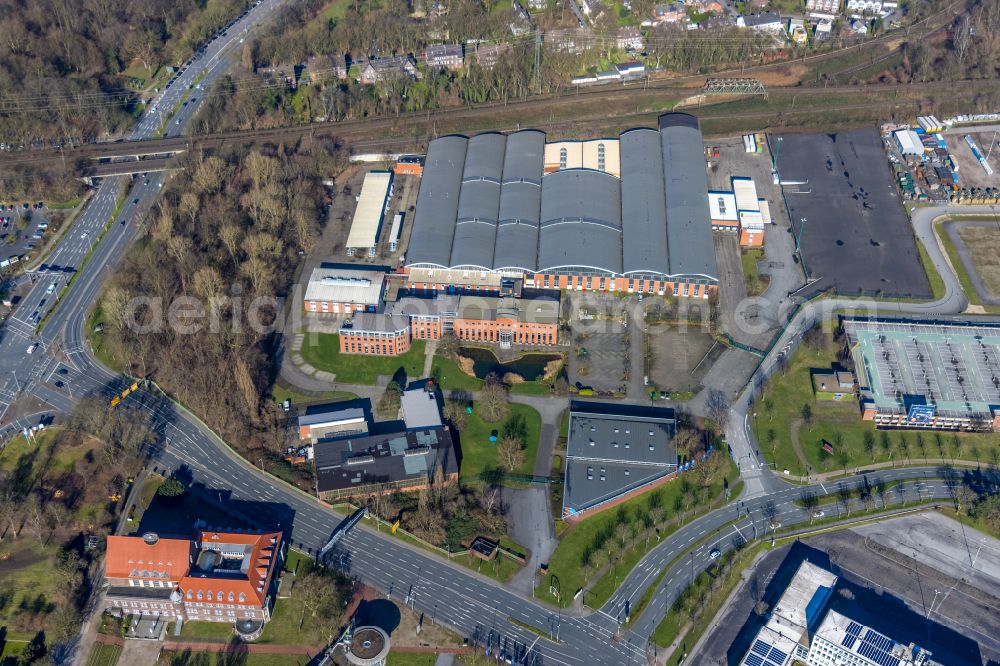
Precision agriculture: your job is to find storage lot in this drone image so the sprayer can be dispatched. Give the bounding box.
[777,129,931,299]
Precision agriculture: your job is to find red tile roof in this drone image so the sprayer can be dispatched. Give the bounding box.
[178,530,283,608]
[105,535,192,581]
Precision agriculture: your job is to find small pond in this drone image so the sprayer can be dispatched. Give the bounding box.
[458,347,562,381]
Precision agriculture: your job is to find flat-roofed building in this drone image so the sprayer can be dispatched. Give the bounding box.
[313,427,459,499]
[454,295,559,348]
[337,294,557,355]
[346,171,393,256]
[562,403,677,519]
[844,317,1000,431]
[708,191,739,231]
[303,266,387,314]
[807,610,936,666]
[339,313,411,356]
[400,388,443,429]
[394,155,424,176]
[405,114,718,299]
[738,560,838,666]
[298,403,369,443]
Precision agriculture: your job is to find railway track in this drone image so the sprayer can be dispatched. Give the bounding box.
[0,0,967,172]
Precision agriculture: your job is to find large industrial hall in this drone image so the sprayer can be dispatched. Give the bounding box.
[404,112,719,299]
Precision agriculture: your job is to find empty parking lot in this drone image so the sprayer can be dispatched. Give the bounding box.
[777,129,931,299]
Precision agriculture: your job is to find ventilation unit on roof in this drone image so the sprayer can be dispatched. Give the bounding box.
[345,455,375,466]
[320,277,372,288]
[404,446,430,457]
[143,532,159,545]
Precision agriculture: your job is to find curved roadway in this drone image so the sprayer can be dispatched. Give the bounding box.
[1,21,997,658]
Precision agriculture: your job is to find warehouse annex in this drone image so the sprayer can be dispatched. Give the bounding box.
[404,112,719,299]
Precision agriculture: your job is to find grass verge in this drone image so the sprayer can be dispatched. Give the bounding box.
[298,334,426,385]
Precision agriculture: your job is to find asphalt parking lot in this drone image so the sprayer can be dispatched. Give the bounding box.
[777,129,931,299]
[695,513,1000,666]
[0,202,50,265]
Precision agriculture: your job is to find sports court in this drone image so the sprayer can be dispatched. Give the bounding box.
[844,318,1000,418]
[776,129,931,299]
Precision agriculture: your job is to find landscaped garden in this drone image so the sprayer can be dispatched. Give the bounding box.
[298,334,427,384]
[751,323,1000,477]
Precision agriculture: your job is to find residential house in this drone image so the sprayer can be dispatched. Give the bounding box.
[787,17,808,43]
[306,54,348,84]
[475,43,513,69]
[527,0,547,8]
[814,17,834,39]
[849,16,869,33]
[739,11,783,32]
[425,43,464,70]
[616,26,644,51]
[544,27,594,53]
[579,0,602,16]
[805,0,840,11]
[652,2,686,24]
[510,1,533,35]
[360,55,420,84]
[692,0,723,12]
[103,530,285,640]
[846,0,882,13]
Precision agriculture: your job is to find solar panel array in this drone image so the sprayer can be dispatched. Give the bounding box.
[743,639,789,666]
[857,627,900,666]
[841,621,863,650]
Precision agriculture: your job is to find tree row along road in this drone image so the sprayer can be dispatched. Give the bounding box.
[4,78,995,173]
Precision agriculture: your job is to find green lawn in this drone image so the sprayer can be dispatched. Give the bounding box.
[936,217,1000,313]
[431,355,483,391]
[298,334,426,385]
[85,643,122,666]
[269,385,357,407]
[457,403,541,481]
[157,652,310,665]
[541,458,738,608]
[387,653,438,666]
[321,0,353,21]
[753,324,1000,477]
[170,620,234,641]
[86,304,124,374]
[740,248,769,297]
[916,236,946,301]
[0,631,38,662]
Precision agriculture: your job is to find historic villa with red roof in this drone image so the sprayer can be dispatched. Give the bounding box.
[103,528,284,639]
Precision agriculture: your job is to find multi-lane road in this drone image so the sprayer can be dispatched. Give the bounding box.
[0,0,289,431]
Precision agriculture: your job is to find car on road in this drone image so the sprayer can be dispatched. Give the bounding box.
[709,548,721,560]
[132,198,139,205]
[57,368,68,376]
[46,282,55,294]
[54,381,64,388]
[812,510,824,518]
[26,343,37,354]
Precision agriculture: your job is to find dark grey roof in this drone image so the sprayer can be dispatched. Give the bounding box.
[660,113,718,281]
[314,427,458,494]
[406,118,718,282]
[298,405,366,428]
[620,128,669,276]
[344,313,409,333]
[407,135,468,267]
[494,130,544,271]
[538,170,622,274]
[451,133,506,269]
[563,404,678,515]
